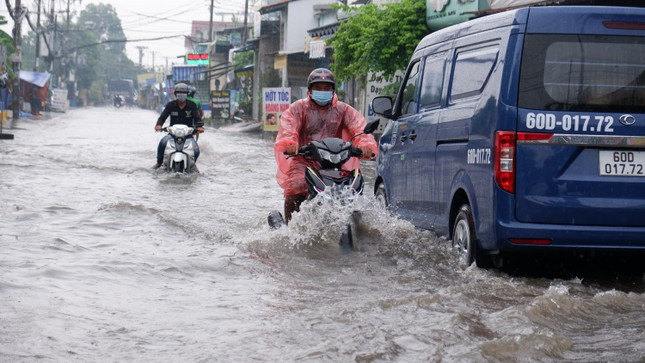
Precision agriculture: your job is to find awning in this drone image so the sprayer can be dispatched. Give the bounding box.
[19,71,51,87]
[307,22,340,38]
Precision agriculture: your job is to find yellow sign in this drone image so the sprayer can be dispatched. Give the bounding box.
[274,54,287,70]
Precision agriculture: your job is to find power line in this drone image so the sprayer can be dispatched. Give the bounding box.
[65,33,187,53]
[119,3,203,27]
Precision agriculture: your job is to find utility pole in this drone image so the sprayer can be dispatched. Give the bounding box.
[66,0,71,33]
[12,0,24,121]
[64,0,72,103]
[242,0,249,44]
[135,46,148,67]
[208,0,214,42]
[47,1,55,72]
[34,0,42,69]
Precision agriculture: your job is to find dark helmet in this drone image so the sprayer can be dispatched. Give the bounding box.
[188,86,196,97]
[307,68,335,89]
[174,83,189,94]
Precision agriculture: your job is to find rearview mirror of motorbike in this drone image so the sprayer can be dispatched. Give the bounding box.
[363,119,380,135]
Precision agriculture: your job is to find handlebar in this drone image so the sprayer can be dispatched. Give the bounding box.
[157,126,204,133]
[283,145,311,158]
[283,145,374,158]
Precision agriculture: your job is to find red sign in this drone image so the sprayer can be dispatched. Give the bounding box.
[186,53,209,64]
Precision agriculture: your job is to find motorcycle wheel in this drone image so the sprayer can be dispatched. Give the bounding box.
[339,220,356,251]
[172,162,184,173]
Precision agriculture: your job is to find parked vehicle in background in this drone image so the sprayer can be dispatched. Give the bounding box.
[108,79,136,107]
[371,5,645,268]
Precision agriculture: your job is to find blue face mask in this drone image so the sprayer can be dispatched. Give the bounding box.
[311,90,333,106]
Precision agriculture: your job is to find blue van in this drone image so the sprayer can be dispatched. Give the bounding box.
[371,5,645,267]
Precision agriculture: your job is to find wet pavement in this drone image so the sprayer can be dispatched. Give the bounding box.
[0,107,643,362]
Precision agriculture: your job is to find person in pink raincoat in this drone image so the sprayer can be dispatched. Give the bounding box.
[274,68,378,223]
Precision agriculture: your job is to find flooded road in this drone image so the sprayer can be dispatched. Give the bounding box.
[1,107,644,362]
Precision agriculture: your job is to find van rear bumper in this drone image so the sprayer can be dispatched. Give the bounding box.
[493,221,645,251]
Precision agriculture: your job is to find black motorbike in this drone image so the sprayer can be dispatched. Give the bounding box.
[268,120,379,249]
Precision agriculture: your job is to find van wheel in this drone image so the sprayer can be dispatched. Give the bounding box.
[452,204,492,268]
[452,205,477,267]
[375,183,387,209]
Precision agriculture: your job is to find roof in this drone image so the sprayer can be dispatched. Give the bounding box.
[259,0,291,15]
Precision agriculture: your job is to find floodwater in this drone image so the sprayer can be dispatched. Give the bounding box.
[1,107,643,362]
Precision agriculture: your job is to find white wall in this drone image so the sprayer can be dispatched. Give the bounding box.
[284,0,335,53]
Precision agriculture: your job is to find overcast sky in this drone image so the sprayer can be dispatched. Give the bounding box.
[2,0,252,70]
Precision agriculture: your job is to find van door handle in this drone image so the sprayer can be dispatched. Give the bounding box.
[400,134,408,143]
[409,131,417,141]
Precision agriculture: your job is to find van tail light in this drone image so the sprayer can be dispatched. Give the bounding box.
[494,131,516,193]
[517,132,553,142]
[603,21,645,30]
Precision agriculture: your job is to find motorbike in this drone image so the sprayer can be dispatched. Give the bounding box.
[113,95,123,108]
[268,119,379,249]
[160,125,199,174]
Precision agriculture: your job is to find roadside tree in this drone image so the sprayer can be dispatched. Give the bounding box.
[327,0,427,81]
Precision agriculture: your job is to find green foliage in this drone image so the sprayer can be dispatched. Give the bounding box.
[261,67,281,88]
[88,81,103,104]
[327,0,428,81]
[20,3,143,99]
[233,50,254,69]
[381,81,401,99]
[0,30,16,75]
[76,4,141,82]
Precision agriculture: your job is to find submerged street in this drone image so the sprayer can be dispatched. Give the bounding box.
[1,107,644,361]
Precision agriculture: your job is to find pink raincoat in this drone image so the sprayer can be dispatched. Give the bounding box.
[274,95,378,197]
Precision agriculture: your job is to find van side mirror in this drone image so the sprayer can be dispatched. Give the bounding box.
[363,119,380,134]
[371,96,393,118]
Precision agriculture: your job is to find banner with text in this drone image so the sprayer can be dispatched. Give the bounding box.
[262,87,290,132]
[50,88,69,112]
[211,90,230,120]
[364,71,404,134]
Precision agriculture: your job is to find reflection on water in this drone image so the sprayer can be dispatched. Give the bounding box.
[0,108,643,361]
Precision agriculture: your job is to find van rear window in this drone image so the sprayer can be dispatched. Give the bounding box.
[519,34,645,113]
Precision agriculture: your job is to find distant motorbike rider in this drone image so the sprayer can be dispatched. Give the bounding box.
[274,68,378,223]
[153,83,204,169]
[113,94,122,108]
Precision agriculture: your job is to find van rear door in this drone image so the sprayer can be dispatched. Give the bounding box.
[515,8,645,227]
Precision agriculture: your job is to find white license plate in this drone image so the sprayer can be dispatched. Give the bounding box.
[599,150,645,176]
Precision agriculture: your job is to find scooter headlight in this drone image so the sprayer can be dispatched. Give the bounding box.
[169,126,193,138]
[318,149,347,164]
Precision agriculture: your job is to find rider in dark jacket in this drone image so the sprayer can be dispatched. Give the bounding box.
[153,83,205,168]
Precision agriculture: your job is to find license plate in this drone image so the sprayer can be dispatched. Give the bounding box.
[599,150,645,176]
